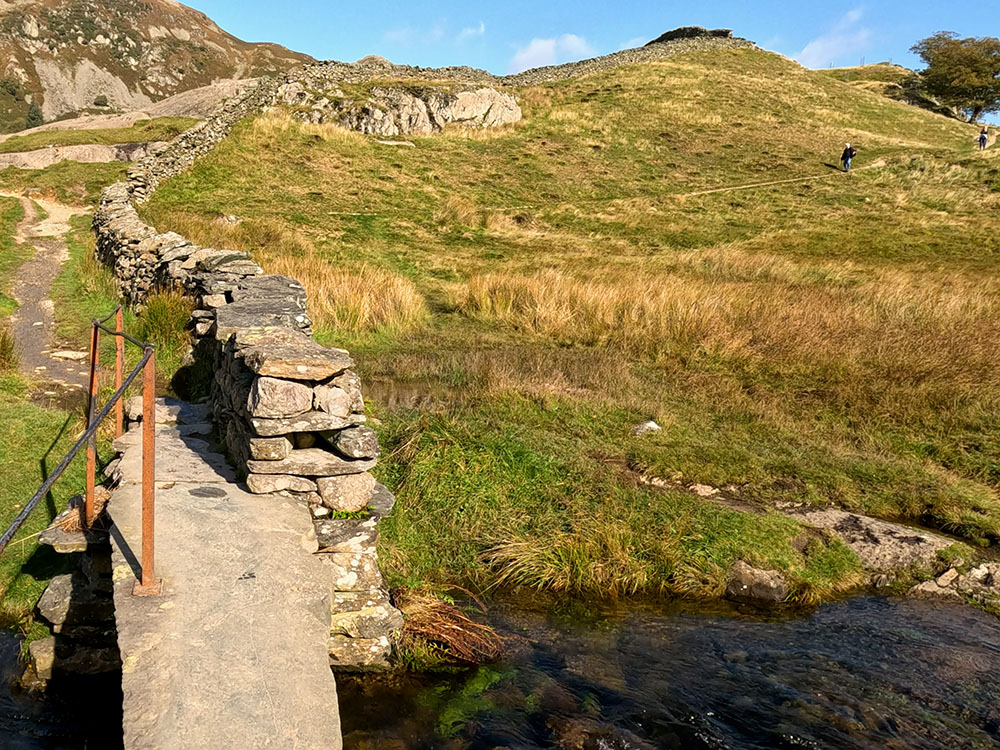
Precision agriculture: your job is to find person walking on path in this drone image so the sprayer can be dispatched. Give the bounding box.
[841,143,857,172]
[979,126,989,151]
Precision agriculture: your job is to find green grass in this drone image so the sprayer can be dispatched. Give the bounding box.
[139,47,1000,601]
[52,215,193,392]
[0,160,128,205]
[0,196,26,318]
[0,375,83,630]
[0,117,198,154]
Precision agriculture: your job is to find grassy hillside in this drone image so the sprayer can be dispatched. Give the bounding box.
[0,116,197,153]
[140,47,999,601]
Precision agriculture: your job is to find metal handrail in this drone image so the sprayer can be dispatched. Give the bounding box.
[0,306,161,597]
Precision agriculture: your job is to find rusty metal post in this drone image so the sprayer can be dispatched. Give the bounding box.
[114,307,124,438]
[84,321,100,527]
[133,347,161,596]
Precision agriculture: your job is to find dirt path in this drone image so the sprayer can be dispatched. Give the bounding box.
[5,191,90,392]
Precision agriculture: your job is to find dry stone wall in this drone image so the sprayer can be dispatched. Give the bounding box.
[93,75,404,671]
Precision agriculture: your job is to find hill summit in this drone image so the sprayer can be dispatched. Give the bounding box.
[0,0,312,130]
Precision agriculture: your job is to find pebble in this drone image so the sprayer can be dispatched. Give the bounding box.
[936,568,959,587]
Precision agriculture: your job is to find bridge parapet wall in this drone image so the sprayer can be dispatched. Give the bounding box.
[93,75,402,671]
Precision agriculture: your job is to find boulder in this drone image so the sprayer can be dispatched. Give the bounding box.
[248,436,293,461]
[250,411,362,437]
[234,329,353,381]
[328,634,392,672]
[245,473,318,494]
[326,426,380,459]
[328,550,384,591]
[29,637,121,680]
[725,561,789,605]
[317,472,376,511]
[37,573,115,629]
[314,384,352,417]
[331,591,404,639]
[316,516,378,553]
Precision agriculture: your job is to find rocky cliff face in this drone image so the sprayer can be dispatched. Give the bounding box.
[278,80,522,137]
[0,0,311,130]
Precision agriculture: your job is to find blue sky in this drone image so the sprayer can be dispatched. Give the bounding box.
[187,1,998,74]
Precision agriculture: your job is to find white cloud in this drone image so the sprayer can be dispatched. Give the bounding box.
[457,21,485,43]
[509,33,595,73]
[620,36,647,51]
[794,8,872,69]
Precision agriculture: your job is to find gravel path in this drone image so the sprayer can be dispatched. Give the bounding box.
[5,191,90,392]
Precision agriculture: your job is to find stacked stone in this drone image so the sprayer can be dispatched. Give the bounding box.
[206,317,402,669]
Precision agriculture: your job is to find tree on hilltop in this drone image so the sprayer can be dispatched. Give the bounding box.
[911,32,1000,122]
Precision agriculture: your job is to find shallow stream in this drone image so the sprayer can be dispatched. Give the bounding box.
[339,594,1000,749]
[3,594,999,748]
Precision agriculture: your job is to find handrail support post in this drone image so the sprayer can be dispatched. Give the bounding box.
[114,307,124,438]
[133,346,162,597]
[84,320,100,528]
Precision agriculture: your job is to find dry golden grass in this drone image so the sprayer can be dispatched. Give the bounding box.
[250,110,365,146]
[262,249,428,334]
[395,587,504,668]
[459,263,1000,423]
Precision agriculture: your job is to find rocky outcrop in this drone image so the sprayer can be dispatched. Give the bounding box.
[278,81,521,136]
[0,0,311,127]
[645,27,734,46]
[910,563,1000,610]
[0,140,161,169]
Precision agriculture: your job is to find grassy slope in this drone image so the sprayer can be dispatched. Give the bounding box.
[0,159,127,205]
[0,116,198,154]
[140,47,1000,601]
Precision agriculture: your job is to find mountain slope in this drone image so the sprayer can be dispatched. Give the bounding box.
[0,0,312,130]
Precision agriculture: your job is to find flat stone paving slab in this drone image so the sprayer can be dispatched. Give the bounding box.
[108,405,342,749]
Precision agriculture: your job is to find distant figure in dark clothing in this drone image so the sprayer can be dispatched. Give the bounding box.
[980,127,989,151]
[841,143,857,172]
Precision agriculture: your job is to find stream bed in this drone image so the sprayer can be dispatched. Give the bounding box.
[339,594,1000,749]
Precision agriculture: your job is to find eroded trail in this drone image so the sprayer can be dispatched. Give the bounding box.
[6,192,89,391]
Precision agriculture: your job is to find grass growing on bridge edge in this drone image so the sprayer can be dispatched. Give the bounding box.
[139,47,1000,601]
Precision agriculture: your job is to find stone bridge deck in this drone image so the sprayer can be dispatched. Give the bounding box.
[107,402,342,749]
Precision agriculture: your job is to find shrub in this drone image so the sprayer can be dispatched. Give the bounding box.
[24,104,42,129]
[93,95,108,107]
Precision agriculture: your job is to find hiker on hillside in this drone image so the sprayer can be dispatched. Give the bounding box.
[841,143,857,172]
[979,126,989,151]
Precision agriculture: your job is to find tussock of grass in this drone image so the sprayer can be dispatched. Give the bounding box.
[0,326,16,372]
